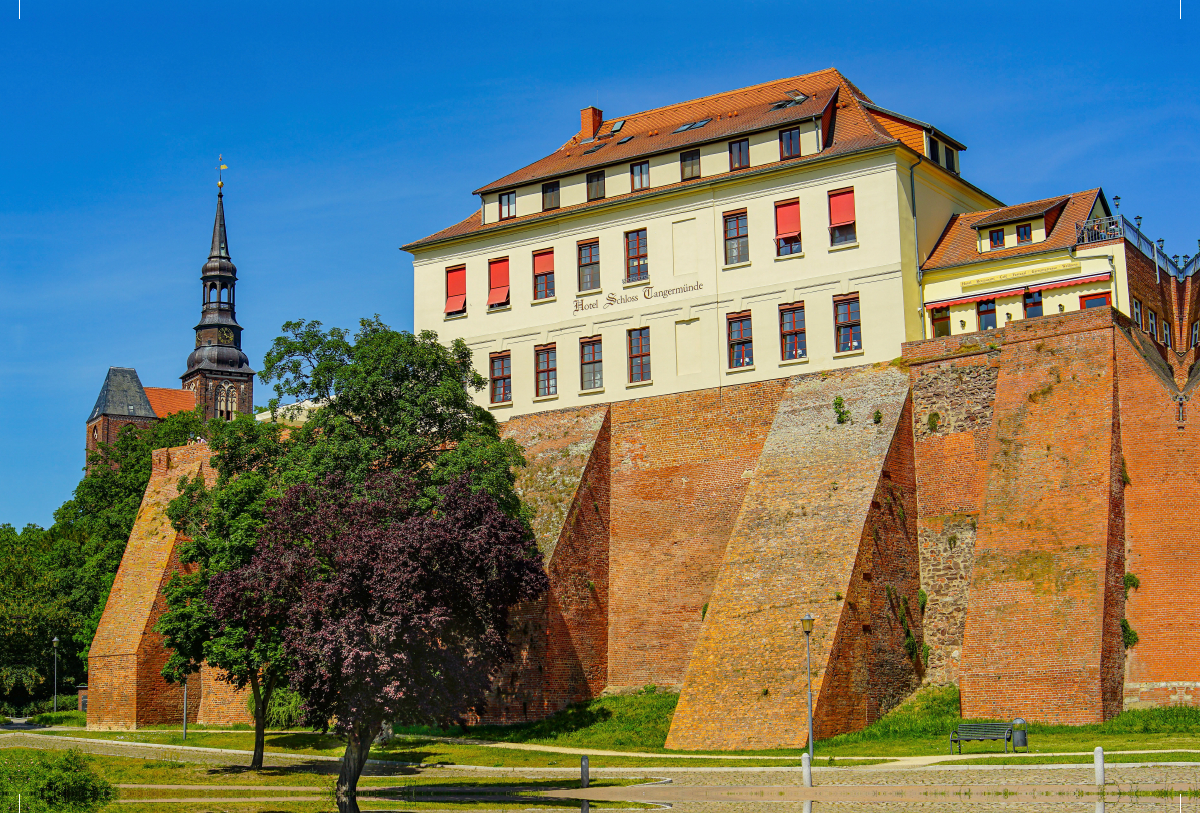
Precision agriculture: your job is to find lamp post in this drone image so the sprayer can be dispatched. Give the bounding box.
[801,614,815,761]
[52,637,58,714]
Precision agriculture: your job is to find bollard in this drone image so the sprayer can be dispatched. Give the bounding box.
[802,752,812,788]
[580,755,589,788]
[1093,746,1104,786]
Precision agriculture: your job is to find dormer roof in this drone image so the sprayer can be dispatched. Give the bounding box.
[922,189,1103,272]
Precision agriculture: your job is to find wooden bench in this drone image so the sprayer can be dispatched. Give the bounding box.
[949,722,1018,754]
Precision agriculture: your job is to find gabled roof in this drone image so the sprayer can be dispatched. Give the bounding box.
[144,387,196,418]
[87,367,157,423]
[971,196,1071,230]
[405,68,920,252]
[922,189,1102,272]
[859,102,966,151]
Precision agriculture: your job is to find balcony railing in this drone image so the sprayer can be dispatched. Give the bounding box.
[1076,217,1124,245]
[1076,215,1186,279]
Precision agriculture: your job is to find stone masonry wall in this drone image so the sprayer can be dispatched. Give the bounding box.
[666,366,915,749]
[908,338,1000,685]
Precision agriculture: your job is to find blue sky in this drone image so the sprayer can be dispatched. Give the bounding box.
[3,1,1199,527]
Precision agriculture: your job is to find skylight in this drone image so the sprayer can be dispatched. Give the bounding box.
[582,143,606,155]
[671,118,713,134]
[771,91,809,110]
[611,120,625,132]
[618,136,634,144]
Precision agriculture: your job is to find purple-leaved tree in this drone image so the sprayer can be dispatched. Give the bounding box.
[232,471,548,813]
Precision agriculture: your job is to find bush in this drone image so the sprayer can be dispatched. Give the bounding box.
[20,695,78,716]
[0,717,10,726]
[0,748,115,812]
[28,711,87,727]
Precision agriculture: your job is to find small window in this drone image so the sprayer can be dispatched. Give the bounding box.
[487,258,510,308]
[1149,310,1158,339]
[581,337,603,390]
[444,266,467,315]
[680,149,701,181]
[625,228,648,282]
[628,327,651,382]
[1165,322,1173,348]
[829,188,857,245]
[780,303,806,359]
[587,171,605,201]
[542,181,560,211]
[728,311,753,368]
[1016,223,1032,244]
[989,229,1004,249]
[929,138,940,164]
[490,353,512,404]
[578,241,600,292]
[499,191,516,220]
[931,307,951,337]
[723,211,749,265]
[779,128,801,159]
[1081,292,1111,310]
[978,299,997,330]
[1132,299,1143,330]
[835,295,862,352]
[1191,320,1198,348]
[1024,290,1043,319]
[533,250,555,301]
[630,161,650,191]
[945,149,957,173]
[535,344,557,397]
[775,199,801,256]
[729,139,750,171]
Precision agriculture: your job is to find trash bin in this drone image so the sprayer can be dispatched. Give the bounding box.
[1011,717,1028,751]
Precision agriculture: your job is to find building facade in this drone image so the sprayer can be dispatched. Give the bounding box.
[404,69,999,416]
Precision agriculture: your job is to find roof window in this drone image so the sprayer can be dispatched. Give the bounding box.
[611,120,625,132]
[582,143,607,155]
[671,118,713,134]
[618,135,634,144]
[771,91,809,109]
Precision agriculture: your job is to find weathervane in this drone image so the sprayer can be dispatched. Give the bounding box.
[216,155,228,189]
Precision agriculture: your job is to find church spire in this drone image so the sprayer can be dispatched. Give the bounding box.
[210,189,230,260]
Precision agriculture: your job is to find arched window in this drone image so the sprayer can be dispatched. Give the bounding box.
[221,286,229,303]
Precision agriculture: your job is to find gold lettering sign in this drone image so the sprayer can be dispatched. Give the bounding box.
[961,262,1081,291]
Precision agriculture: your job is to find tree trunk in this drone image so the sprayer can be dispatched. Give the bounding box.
[248,673,273,771]
[336,722,378,813]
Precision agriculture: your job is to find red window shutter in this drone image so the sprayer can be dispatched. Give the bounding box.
[829,188,855,227]
[775,199,800,238]
[533,250,554,274]
[488,258,510,306]
[445,266,466,313]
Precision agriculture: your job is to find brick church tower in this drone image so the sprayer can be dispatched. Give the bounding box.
[181,184,254,420]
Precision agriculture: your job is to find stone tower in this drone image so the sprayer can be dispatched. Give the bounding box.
[181,186,254,419]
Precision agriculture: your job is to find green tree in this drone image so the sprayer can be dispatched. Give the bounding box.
[158,415,293,769]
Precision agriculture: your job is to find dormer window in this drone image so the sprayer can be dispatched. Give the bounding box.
[929,138,940,164]
[1016,223,1032,244]
[542,181,560,211]
[989,229,1004,250]
[499,191,516,220]
[945,149,957,173]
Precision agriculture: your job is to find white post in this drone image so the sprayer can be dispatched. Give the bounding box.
[802,752,812,787]
[580,755,589,788]
[1093,745,1104,786]
[182,680,188,742]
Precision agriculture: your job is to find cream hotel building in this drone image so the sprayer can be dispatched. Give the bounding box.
[405,68,1178,414]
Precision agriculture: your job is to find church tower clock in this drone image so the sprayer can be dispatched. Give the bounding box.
[181,180,254,420]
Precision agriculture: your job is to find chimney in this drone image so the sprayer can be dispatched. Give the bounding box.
[580,106,603,140]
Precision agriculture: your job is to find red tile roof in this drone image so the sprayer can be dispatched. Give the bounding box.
[144,387,196,418]
[922,189,1102,272]
[405,68,928,252]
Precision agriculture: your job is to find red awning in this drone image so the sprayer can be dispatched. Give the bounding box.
[1027,272,1111,293]
[444,294,466,314]
[775,199,800,238]
[488,258,510,307]
[829,189,855,227]
[925,286,1025,309]
[487,286,510,306]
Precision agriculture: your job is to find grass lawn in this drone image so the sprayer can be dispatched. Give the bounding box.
[0,749,650,812]
[26,709,87,726]
[942,751,1200,766]
[29,730,814,768]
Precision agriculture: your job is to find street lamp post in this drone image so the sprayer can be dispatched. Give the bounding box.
[801,614,815,761]
[52,637,58,714]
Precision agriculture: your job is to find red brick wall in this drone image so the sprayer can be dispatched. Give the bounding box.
[1115,321,1200,708]
[607,381,788,690]
[667,367,915,749]
[197,666,254,727]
